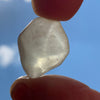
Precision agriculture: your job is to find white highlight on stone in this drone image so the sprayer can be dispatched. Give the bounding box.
[18,17,69,78]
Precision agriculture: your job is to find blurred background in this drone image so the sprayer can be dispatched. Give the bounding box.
[0,0,100,99]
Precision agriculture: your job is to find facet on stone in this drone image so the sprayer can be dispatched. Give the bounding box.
[18,17,69,78]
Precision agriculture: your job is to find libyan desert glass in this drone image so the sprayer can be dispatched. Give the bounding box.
[18,17,69,78]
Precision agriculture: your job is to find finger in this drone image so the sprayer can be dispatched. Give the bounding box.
[32,0,83,21]
[11,75,100,100]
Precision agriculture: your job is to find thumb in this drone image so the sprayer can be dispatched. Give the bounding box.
[10,75,100,100]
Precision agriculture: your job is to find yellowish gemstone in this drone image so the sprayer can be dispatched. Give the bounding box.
[18,17,69,78]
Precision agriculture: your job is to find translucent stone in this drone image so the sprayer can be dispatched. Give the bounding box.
[18,17,69,78]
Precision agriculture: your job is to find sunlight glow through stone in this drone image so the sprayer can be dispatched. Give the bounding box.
[18,17,69,78]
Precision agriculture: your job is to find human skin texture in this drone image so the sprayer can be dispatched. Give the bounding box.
[32,0,83,21]
[11,75,100,100]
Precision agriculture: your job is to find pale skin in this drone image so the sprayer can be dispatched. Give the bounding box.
[10,75,100,100]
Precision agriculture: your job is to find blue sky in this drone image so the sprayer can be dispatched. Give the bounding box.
[0,0,100,99]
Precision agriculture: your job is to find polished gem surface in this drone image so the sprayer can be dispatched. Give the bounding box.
[18,17,69,78]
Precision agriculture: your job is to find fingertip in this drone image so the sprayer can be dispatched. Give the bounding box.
[11,75,100,100]
[87,89,100,100]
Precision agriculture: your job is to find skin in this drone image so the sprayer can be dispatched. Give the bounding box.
[32,0,83,21]
[10,75,100,100]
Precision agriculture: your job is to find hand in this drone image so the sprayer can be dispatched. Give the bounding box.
[10,75,100,100]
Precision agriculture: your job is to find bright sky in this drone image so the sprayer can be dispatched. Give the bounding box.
[0,0,100,99]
